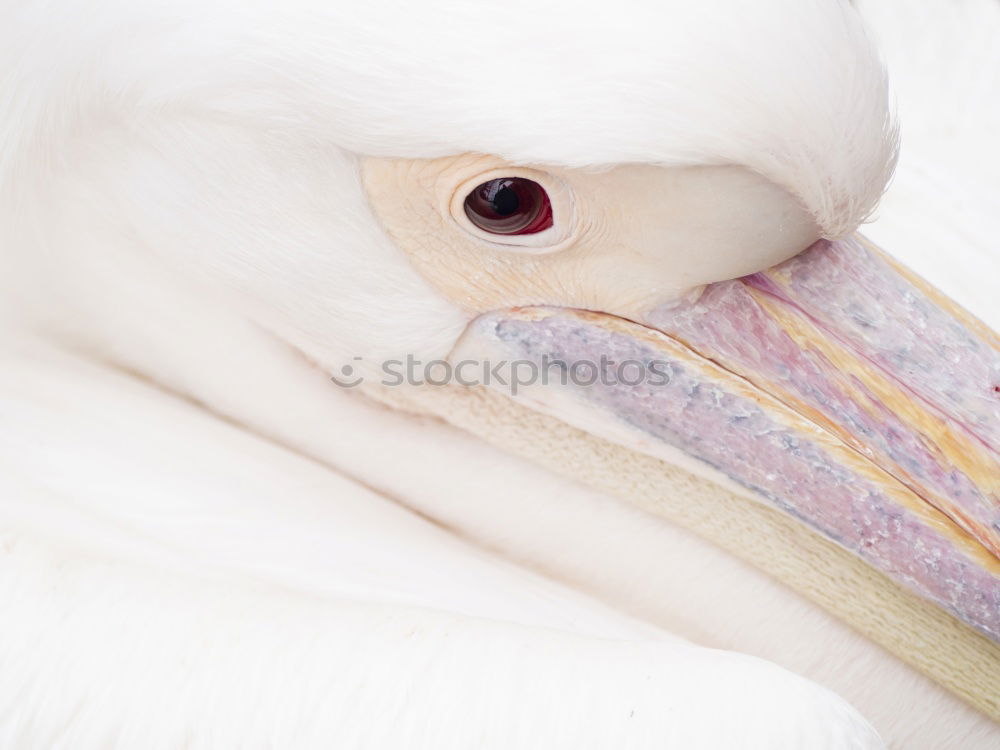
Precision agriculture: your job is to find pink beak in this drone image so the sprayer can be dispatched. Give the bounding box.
[450,235,1000,641]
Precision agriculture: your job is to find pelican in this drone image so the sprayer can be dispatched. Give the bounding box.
[1,0,998,747]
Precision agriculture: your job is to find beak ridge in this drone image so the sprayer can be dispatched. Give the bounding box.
[449,235,1000,641]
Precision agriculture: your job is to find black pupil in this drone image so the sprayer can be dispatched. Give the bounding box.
[490,185,520,216]
[463,176,552,235]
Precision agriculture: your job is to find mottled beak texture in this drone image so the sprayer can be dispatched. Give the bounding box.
[452,236,1000,640]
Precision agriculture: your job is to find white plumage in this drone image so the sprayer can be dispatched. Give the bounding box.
[0,0,997,747]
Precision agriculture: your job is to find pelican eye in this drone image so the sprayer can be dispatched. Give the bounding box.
[462,177,553,235]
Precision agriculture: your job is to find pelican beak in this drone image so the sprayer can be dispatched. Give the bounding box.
[449,234,1000,641]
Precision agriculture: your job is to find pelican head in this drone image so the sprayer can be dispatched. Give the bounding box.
[3,0,997,644]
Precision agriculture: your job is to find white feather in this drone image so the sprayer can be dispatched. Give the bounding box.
[0,0,996,747]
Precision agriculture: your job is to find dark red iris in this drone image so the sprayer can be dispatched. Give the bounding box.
[463,177,553,235]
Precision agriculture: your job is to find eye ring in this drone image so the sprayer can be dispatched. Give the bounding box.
[448,166,574,254]
[463,177,553,235]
